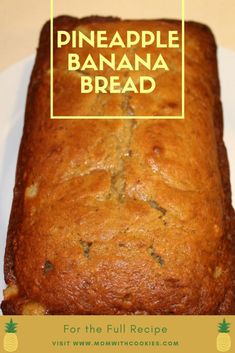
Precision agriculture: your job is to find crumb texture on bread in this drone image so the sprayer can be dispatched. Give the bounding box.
[2,16,234,315]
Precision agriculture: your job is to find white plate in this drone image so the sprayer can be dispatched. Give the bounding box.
[0,48,235,310]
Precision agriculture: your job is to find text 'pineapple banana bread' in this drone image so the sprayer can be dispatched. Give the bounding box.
[2,16,235,315]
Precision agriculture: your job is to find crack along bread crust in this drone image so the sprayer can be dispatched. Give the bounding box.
[2,16,235,315]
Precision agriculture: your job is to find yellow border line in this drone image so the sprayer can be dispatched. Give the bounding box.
[51,116,184,120]
[181,0,185,119]
[50,0,185,120]
[50,0,54,119]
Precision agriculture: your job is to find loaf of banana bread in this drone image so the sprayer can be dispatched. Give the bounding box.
[1,16,234,314]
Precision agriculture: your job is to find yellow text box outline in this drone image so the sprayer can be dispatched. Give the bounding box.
[50,0,185,119]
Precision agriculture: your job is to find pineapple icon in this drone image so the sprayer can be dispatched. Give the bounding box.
[3,319,18,352]
[217,318,231,352]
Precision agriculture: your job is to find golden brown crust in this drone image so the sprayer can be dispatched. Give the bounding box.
[2,16,235,315]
